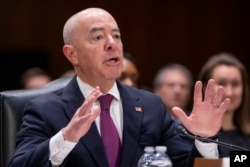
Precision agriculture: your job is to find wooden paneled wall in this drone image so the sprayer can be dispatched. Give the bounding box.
[1,0,249,90]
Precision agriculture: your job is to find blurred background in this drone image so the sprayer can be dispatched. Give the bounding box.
[1,0,249,91]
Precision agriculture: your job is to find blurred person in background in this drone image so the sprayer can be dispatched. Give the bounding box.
[61,69,76,78]
[118,52,140,88]
[198,52,250,156]
[153,63,194,119]
[20,67,52,89]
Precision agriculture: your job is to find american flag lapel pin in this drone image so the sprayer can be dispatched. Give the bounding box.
[135,107,142,112]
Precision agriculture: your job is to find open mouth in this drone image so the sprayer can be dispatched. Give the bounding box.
[109,57,119,62]
[106,56,120,63]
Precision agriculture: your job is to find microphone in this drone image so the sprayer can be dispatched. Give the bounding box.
[177,125,250,151]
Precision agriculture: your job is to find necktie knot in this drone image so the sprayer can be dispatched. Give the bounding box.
[98,94,113,111]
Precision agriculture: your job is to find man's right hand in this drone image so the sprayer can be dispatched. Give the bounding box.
[62,86,101,142]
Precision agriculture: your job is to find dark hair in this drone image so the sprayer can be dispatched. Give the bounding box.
[153,63,193,89]
[20,67,52,88]
[123,52,137,66]
[121,52,141,88]
[198,52,250,135]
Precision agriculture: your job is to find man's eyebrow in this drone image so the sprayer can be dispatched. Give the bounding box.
[90,27,121,33]
[90,27,104,33]
[113,28,121,33]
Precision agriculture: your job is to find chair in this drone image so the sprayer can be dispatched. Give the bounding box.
[0,77,72,167]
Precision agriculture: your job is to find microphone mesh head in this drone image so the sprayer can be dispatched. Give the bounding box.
[176,125,186,135]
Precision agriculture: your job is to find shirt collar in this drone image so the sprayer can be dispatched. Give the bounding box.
[76,76,120,101]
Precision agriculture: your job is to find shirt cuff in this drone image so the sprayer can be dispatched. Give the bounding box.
[49,130,77,166]
[195,139,219,158]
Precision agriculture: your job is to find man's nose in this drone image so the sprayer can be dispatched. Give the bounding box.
[105,36,117,50]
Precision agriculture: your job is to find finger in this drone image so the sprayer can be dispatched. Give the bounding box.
[193,81,203,105]
[90,105,101,121]
[89,86,101,97]
[204,79,215,103]
[172,107,188,125]
[212,86,224,105]
[219,98,231,112]
[79,87,101,115]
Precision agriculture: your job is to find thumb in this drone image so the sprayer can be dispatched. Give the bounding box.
[172,107,188,124]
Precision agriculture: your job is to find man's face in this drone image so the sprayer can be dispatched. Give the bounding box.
[155,70,191,110]
[70,9,123,85]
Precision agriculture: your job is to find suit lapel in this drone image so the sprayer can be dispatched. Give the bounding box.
[118,84,143,167]
[81,124,109,167]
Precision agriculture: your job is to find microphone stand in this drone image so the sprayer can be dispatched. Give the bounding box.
[177,125,250,151]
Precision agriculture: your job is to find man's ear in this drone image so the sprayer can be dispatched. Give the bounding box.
[63,45,79,65]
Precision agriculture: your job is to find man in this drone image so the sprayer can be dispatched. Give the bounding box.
[153,63,193,118]
[9,8,230,167]
[20,67,52,89]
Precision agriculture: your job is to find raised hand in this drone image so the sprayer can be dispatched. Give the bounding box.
[62,86,101,142]
[172,79,230,137]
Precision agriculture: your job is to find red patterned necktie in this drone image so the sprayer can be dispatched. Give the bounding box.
[98,94,121,167]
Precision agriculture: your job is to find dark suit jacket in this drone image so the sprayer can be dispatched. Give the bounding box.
[9,77,200,167]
